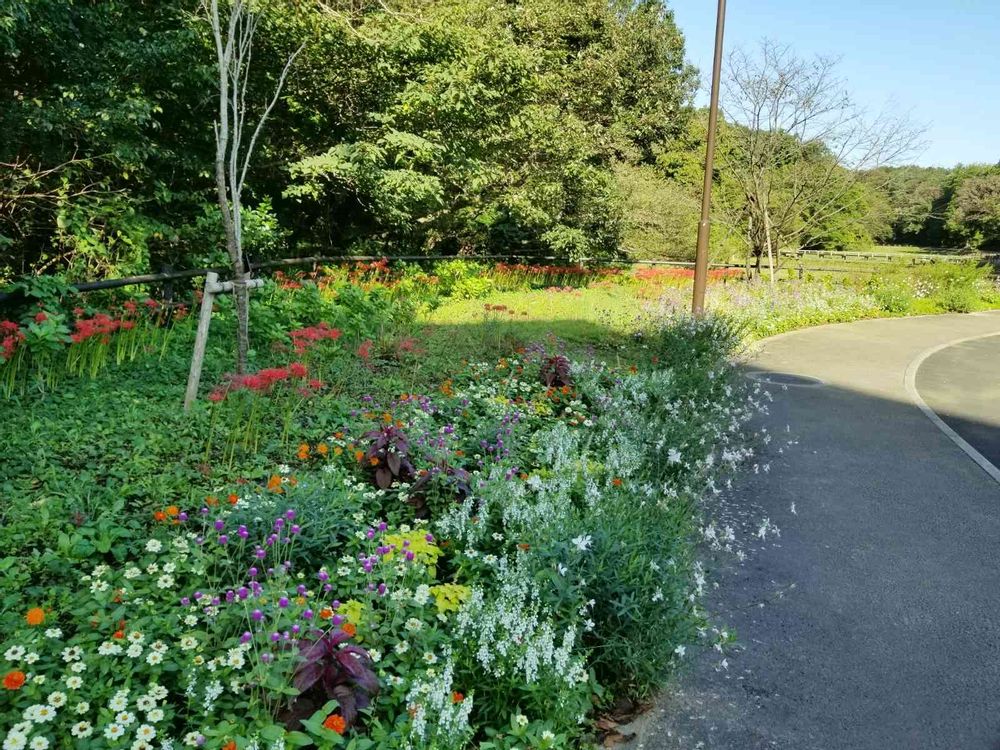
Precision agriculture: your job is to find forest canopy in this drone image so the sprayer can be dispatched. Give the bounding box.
[1,0,996,283]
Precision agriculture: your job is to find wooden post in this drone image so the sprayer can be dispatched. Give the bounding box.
[183,273,266,411]
[184,272,220,412]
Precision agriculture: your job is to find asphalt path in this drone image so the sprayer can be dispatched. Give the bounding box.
[629,312,1000,750]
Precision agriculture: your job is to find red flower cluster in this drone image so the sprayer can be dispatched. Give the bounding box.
[273,271,303,290]
[290,322,342,354]
[71,313,125,344]
[209,361,321,402]
[1,321,25,362]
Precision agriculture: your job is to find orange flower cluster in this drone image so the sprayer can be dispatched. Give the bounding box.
[25,607,45,626]
[152,505,182,522]
[3,670,25,690]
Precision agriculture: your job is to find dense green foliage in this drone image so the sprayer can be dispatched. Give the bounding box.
[0,0,695,281]
[868,164,1000,250]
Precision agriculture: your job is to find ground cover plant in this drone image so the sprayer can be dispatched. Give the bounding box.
[0,263,770,750]
[1,256,995,750]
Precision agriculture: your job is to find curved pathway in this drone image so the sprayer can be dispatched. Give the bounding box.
[633,312,1000,750]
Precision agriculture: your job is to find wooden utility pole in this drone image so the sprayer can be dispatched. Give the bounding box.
[692,0,728,315]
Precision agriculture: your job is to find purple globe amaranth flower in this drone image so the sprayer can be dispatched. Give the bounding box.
[255,548,266,559]
[424,533,434,543]
[178,512,188,522]
[240,631,252,644]
[290,525,301,535]
[405,550,415,561]
[285,509,296,520]
[296,584,307,595]
[218,535,229,545]
[248,567,258,578]
[332,600,341,609]
[260,653,273,664]
[323,583,333,592]
[377,583,387,596]
[211,596,221,606]
[332,614,343,626]
[302,609,314,620]
[270,632,281,642]
[251,609,264,622]
[214,519,225,531]
[195,536,204,545]
[238,525,249,539]
[196,736,206,747]
[237,587,249,600]
[292,624,301,634]
[193,591,203,600]
[366,528,375,540]
[278,597,290,608]
[274,518,285,529]
[180,597,190,606]
[377,521,387,532]
[200,507,209,516]
[318,570,329,582]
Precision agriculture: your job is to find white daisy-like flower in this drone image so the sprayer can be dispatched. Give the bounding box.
[4,645,26,661]
[404,618,422,632]
[98,642,122,656]
[69,662,86,673]
[124,567,141,579]
[104,724,125,741]
[70,722,93,738]
[29,737,49,750]
[571,534,592,552]
[182,615,197,627]
[10,724,31,736]
[46,692,67,708]
[135,725,156,741]
[23,653,39,665]
[108,692,129,712]
[183,732,201,747]
[74,701,90,714]
[136,696,156,712]
[30,675,45,685]
[127,632,145,644]
[422,652,437,665]
[145,540,162,553]
[150,641,167,654]
[61,646,83,662]
[65,676,83,690]
[131,741,153,750]
[393,641,409,655]
[2,738,26,750]
[43,628,62,639]
[162,562,176,574]
[116,711,136,727]
[146,708,165,723]
[126,644,144,659]
[28,705,56,723]
[156,575,174,590]
[149,685,168,701]
[145,652,163,666]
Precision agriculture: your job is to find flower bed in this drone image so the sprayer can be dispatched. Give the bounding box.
[0,312,761,750]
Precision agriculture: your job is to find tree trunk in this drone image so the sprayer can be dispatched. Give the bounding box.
[763,208,776,286]
[233,269,249,374]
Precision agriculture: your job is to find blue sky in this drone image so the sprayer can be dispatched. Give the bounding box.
[669,0,999,167]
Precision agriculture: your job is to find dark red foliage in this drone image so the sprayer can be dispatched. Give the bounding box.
[291,628,378,727]
[540,354,572,388]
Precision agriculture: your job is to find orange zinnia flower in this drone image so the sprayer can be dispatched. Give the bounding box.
[205,495,219,506]
[297,443,310,460]
[267,475,283,493]
[341,623,357,637]
[153,510,167,522]
[3,671,25,690]
[165,505,180,517]
[333,446,343,456]
[322,714,346,734]
[228,494,239,506]
[612,477,623,487]
[113,629,125,639]
[223,741,237,750]
[319,607,333,620]
[316,443,329,456]
[451,691,464,703]
[25,607,45,626]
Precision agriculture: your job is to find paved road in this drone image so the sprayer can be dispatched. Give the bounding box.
[917,334,1000,471]
[631,312,1000,750]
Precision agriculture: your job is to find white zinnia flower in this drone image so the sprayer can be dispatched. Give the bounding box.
[145,539,162,553]
[70,722,93,738]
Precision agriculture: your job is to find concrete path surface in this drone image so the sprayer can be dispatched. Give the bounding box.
[632,312,1000,750]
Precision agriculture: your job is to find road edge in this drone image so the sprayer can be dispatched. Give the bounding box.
[903,330,1000,487]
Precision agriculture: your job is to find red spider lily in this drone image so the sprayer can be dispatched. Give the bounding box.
[1,321,25,361]
[34,311,47,323]
[357,340,373,362]
[70,313,121,344]
[289,322,342,354]
[122,301,138,315]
